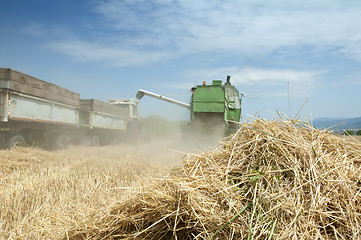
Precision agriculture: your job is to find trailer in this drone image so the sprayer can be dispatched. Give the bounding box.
[77,98,139,146]
[0,68,139,149]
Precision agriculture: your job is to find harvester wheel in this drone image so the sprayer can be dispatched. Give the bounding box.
[6,134,26,149]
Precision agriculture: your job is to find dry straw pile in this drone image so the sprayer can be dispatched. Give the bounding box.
[67,119,361,239]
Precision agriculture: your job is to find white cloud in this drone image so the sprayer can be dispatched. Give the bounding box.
[26,0,361,66]
[49,40,168,66]
[92,0,361,55]
[184,67,325,97]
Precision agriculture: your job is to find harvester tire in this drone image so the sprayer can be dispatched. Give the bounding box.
[6,134,26,149]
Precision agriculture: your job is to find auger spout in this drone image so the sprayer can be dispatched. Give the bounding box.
[136,89,191,109]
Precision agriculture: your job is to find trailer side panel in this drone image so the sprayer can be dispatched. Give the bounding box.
[3,91,78,125]
[79,99,127,130]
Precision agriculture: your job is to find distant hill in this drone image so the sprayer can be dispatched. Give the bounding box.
[312,117,361,132]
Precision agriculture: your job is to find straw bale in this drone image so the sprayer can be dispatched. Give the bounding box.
[66,119,361,239]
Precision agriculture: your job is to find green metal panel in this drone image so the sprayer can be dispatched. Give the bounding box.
[212,80,222,86]
[224,84,241,123]
[192,85,225,113]
[188,78,242,135]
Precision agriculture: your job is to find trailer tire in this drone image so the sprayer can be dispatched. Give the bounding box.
[6,134,26,149]
[52,134,70,150]
[91,135,100,146]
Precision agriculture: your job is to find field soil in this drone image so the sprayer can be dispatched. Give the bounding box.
[0,140,190,239]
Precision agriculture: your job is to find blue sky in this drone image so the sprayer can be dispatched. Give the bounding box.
[1,0,361,121]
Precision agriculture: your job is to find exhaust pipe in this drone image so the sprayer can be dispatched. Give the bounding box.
[225,75,231,85]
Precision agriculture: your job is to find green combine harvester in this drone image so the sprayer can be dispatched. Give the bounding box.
[136,76,242,135]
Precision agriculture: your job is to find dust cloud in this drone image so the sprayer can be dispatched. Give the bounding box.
[138,117,226,156]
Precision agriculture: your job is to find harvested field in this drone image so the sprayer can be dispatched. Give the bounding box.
[345,135,361,142]
[0,143,182,239]
[2,118,361,239]
[66,119,361,239]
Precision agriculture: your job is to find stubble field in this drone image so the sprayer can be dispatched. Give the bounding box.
[0,141,188,239]
[2,119,361,239]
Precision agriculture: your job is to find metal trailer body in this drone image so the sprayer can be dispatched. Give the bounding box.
[0,89,79,149]
[109,99,139,120]
[81,112,127,130]
[79,99,128,130]
[0,68,140,149]
[78,99,140,131]
[108,99,141,143]
[78,99,132,145]
[0,68,81,149]
[0,68,80,106]
[0,90,78,124]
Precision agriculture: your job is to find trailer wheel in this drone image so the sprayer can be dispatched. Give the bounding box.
[91,135,100,146]
[52,134,70,150]
[6,134,26,149]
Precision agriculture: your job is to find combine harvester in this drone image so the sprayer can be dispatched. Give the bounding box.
[0,68,139,149]
[136,76,242,136]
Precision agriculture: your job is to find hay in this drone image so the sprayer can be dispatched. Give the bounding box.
[0,147,56,174]
[66,119,361,239]
[0,144,179,239]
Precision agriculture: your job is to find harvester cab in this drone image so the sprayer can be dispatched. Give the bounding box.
[136,76,242,135]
